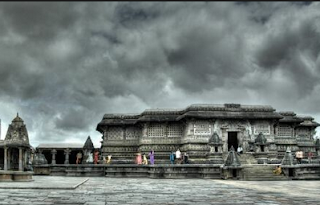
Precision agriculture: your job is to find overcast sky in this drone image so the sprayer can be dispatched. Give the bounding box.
[0,2,320,147]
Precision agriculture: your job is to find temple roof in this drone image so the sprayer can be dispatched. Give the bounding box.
[176,110,283,120]
[83,136,94,150]
[278,112,304,123]
[37,143,83,149]
[12,113,24,122]
[4,114,30,147]
[224,146,241,167]
[96,103,319,132]
[278,112,320,126]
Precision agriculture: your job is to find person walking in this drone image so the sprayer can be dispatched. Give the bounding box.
[296,150,303,164]
[142,153,148,165]
[149,150,155,165]
[76,152,83,164]
[94,150,99,164]
[170,151,175,164]
[135,152,142,165]
[106,155,112,164]
[175,149,181,164]
[86,152,93,164]
[237,146,243,155]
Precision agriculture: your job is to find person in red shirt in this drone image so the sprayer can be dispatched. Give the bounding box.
[94,150,99,164]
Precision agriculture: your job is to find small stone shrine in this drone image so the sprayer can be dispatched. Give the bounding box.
[0,114,33,181]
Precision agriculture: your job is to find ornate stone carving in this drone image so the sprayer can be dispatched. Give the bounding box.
[254,123,270,135]
[107,127,124,140]
[5,113,30,146]
[125,126,141,140]
[194,121,212,135]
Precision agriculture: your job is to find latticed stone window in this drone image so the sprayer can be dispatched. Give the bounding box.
[278,125,293,137]
[148,123,165,137]
[194,121,211,135]
[167,123,183,137]
[125,127,140,139]
[108,127,123,140]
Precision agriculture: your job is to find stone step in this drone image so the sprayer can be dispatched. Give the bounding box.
[242,165,288,180]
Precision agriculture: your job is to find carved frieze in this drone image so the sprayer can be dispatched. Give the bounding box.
[254,123,270,135]
[220,120,247,131]
[139,138,181,144]
[194,121,212,135]
[139,145,179,152]
[102,147,138,152]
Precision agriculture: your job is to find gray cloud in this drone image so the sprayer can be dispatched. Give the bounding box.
[0,2,320,147]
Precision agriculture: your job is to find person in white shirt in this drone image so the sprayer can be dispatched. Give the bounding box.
[175,149,181,164]
[237,146,243,154]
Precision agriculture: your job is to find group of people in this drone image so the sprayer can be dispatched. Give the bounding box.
[170,149,189,164]
[295,150,313,164]
[135,149,190,165]
[75,150,101,164]
[135,150,155,165]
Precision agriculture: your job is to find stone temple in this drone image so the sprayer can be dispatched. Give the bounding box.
[13,103,319,180]
[96,103,319,165]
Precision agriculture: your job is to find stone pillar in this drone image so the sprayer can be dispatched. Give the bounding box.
[7,148,11,170]
[51,149,57,165]
[19,147,23,171]
[4,147,8,171]
[64,149,70,164]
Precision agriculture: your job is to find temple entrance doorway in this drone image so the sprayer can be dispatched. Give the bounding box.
[228,132,238,151]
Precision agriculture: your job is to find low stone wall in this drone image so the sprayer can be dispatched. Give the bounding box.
[33,164,222,179]
[282,164,320,180]
[33,164,320,180]
[0,171,33,182]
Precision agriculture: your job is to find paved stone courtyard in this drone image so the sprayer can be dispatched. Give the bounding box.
[0,176,320,205]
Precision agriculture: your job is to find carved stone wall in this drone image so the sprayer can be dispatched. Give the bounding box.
[148,123,166,137]
[125,126,141,140]
[295,127,310,138]
[278,125,293,137]
[167,123,183,138]
[107,127,124,140]
[99,113,318,163]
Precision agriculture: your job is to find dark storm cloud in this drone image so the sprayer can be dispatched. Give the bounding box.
[0,2,80,40]
[254,7,320,96]
[1,2,320,146]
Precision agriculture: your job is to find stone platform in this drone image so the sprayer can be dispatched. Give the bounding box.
[34,164,222,179]
[0,171,34,182]
[33,163,320,180]
[0,176,88,189]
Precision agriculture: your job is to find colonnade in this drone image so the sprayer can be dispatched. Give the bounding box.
[3,147,25,171]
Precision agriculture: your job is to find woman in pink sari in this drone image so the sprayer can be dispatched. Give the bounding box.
[135,152,142,165]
